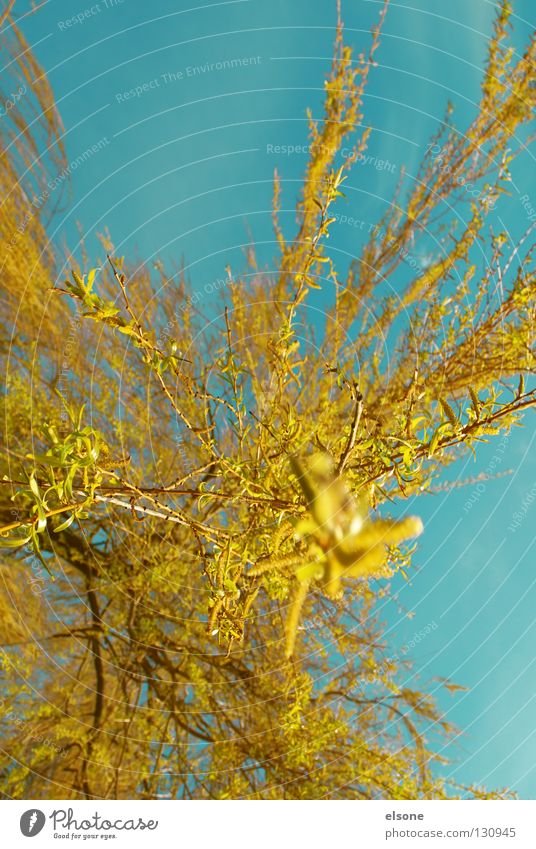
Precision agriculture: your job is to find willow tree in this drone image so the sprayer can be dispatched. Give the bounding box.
[0,0,534,800]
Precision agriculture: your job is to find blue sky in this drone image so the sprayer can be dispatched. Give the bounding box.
[17,0,536,797]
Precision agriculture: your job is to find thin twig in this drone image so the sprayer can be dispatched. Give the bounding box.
[337,387,363,474]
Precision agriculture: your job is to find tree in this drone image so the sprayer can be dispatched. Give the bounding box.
[0,0,534,799]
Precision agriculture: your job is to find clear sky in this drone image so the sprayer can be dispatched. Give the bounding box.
[16,0,536,797]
